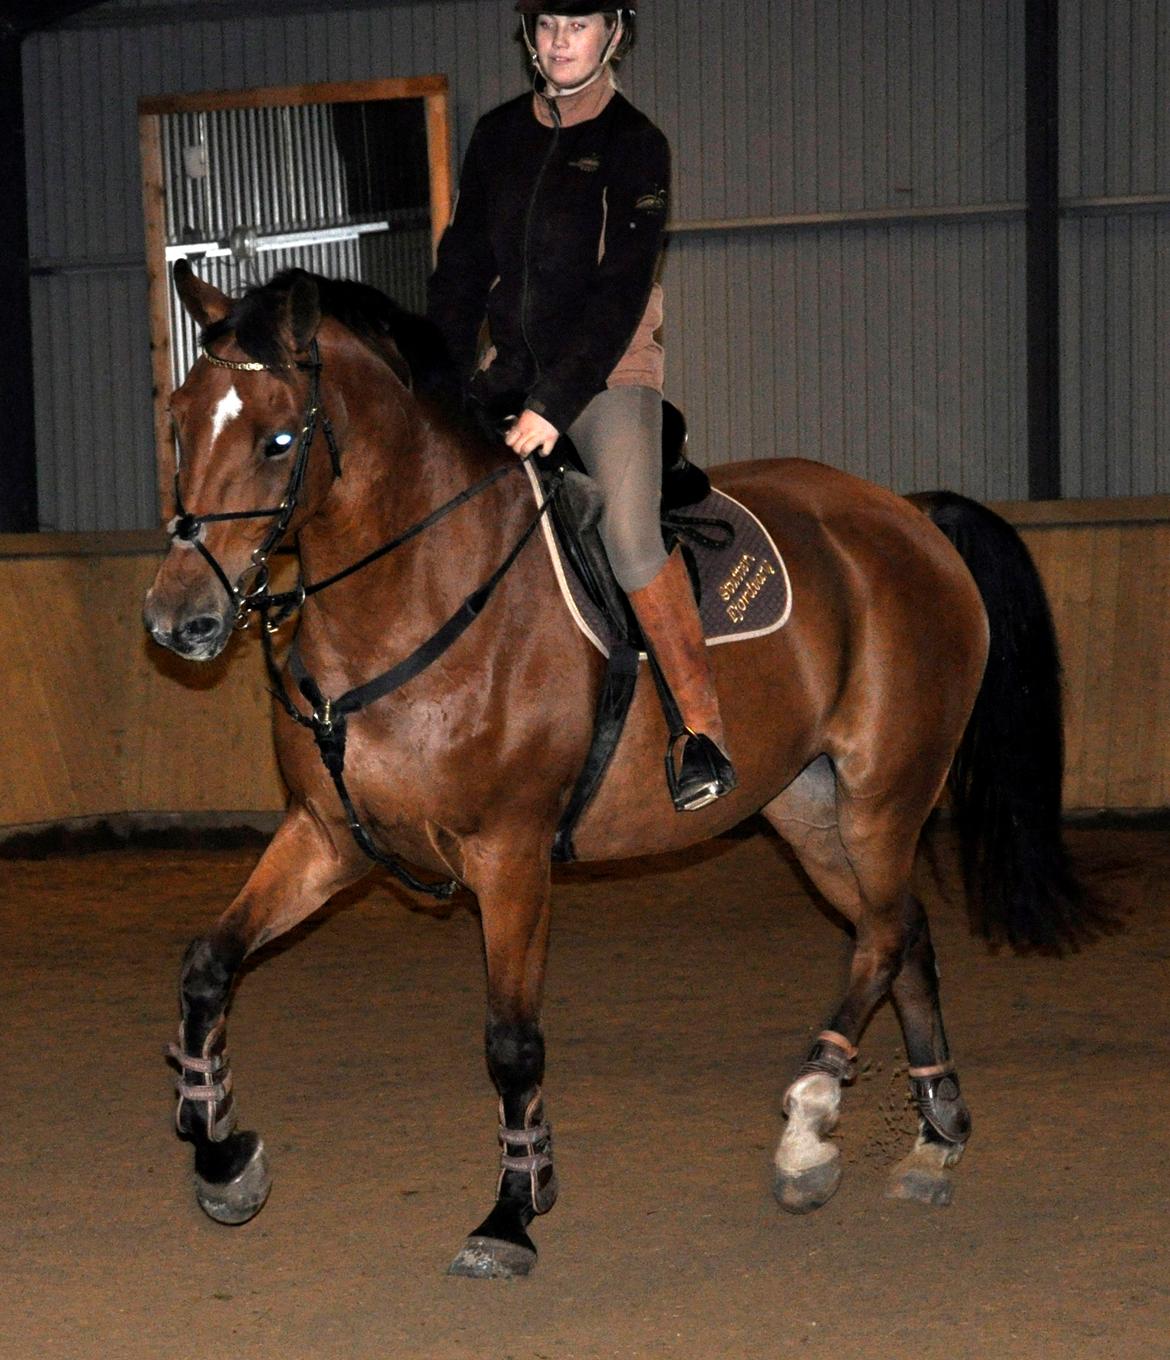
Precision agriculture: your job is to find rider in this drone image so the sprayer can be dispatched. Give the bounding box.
[426,0,736,811]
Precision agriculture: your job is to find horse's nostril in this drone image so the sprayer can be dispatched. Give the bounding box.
[180,614,222,642]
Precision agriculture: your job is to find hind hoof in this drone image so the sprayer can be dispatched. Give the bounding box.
[886,1137,963,1207]
[195,1134,272,1225]
[447,1235,537,1279]
[886,1166,955,1206]
[773,1154,842,1215]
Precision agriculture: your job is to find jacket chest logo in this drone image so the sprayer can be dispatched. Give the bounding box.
[635,189,667,214]
[568,154,601,172]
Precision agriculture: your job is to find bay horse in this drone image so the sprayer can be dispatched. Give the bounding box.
[145,263,1090,1278]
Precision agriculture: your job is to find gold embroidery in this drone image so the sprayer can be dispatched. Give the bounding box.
[719,553,755,602]
[724,557,777,624]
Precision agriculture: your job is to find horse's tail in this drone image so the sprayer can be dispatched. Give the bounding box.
[912,491,1097,950]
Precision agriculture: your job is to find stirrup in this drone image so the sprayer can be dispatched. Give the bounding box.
[666,730,737,812]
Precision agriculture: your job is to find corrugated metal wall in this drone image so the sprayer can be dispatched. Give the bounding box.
[19,0,1162,529]
[1060,0,1170,498]
[157,101,432,385]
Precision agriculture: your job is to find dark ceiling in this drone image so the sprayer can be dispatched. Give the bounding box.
[1,1,106,37]
[0,1,432,38]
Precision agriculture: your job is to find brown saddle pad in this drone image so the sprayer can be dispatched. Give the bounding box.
[522,462,792,655]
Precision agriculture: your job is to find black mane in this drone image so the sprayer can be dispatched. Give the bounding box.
[202,269,459,401]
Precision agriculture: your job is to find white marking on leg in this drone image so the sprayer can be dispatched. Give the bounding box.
[211,385,243,445]
[774,1073,841,1175]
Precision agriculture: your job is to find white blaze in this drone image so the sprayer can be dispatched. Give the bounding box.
[211,385,243,445]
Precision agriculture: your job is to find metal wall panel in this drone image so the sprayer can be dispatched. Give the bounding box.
[1061,212,1170,498]
[26,0,1033,528]
[29,270,158,532]
[662,219,1028,500]
[1061,0,1170,199]
[1059,0,1170,497]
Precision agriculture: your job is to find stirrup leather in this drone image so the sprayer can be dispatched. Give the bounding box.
[666,729,738,812]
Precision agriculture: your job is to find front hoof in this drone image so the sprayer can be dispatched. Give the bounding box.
[195,1132,272,1225]
[447,1234,537,1279]
[773,1152,842,1215]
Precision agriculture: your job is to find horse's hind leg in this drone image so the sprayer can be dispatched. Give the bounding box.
[885,902,971,1205]
[170,803,367,1225]
[762,761,861,1213]
[447,842,556,1280]
[762,760,968,1212]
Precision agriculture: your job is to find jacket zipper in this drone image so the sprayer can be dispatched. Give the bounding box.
[520,101,562,395]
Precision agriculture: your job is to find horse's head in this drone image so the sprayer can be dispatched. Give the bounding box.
[144,261,340,660]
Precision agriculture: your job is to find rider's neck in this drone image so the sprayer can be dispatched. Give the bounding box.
[532,72,616,129]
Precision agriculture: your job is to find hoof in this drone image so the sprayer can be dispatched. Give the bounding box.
[886,1166,955,1207]
[195,1133,272,1225]
[886,1137,963,1207]
[773,1152,842,1215]
[447,1235,537,1280]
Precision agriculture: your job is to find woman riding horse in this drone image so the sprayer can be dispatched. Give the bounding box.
[427,0,737,812]
[146,255,1092,1279]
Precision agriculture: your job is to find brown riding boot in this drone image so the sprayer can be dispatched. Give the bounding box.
[627,550,737,811]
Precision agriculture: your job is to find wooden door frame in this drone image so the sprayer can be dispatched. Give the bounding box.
[138,74,451,519]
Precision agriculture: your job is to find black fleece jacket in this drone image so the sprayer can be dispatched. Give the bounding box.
[426,90,670,435]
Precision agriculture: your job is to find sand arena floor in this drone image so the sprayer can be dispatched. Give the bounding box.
[1,821,1167,1359]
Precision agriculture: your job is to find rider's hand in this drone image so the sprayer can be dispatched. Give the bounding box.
[504,408,560,458]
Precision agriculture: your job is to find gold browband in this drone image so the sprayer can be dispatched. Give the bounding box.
[201,344,272,372]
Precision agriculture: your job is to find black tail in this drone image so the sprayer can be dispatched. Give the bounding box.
[913,491,1097,951]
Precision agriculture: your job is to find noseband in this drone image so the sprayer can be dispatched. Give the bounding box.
[168,338,342,628]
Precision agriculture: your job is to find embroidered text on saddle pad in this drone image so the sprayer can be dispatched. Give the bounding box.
[523,462,792,655]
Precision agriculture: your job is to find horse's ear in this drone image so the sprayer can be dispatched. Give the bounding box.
[172,258,232,327]
[286,272,322,353]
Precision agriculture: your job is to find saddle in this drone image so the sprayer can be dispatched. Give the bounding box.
[537,400,717,643]
[524,400,791,861]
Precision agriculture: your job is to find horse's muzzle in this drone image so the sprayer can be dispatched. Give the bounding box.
[143,599,234,661]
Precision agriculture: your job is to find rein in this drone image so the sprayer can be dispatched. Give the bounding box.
[256,469,561,900]
[258,458,525,629]
[174,333,561,899]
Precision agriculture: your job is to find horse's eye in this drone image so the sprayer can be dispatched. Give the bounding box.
[263,432,296,459]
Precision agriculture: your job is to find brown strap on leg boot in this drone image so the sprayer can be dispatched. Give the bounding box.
[628,550,737,811]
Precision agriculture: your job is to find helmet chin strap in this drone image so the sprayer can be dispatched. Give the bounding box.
[524,15,623,99]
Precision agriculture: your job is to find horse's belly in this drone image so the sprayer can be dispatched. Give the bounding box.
[568,632,816,862]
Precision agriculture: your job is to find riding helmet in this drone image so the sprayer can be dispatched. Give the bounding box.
[515,0,635,12]
[515,0,636,68]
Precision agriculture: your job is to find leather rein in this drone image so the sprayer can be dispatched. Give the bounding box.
[171,339,562,899]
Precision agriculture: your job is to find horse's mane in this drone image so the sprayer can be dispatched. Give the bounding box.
[202,269,460,404]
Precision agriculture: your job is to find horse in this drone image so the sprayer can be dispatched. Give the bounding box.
[144,262,1092,1279]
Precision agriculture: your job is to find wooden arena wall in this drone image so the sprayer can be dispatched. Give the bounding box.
[2,497,1168,832]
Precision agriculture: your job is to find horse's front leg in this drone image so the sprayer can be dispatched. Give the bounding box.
[169,803,367,1225]
[448,846,555,1279]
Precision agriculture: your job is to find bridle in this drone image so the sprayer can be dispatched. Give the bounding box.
[164,329,563,900]
[168,338,342,629]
